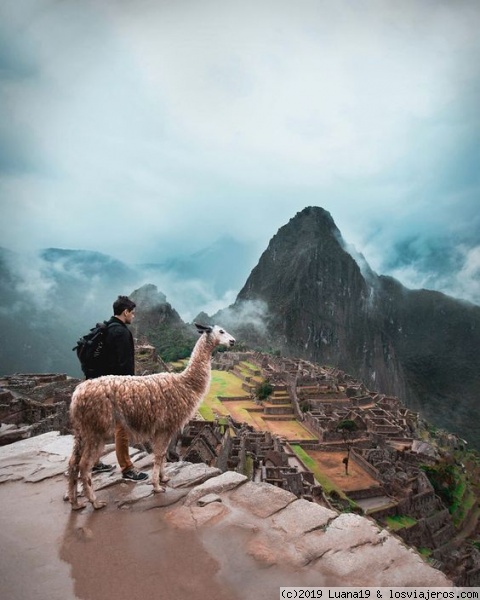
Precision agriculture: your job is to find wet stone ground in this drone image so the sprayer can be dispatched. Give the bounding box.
[0,432,451,600]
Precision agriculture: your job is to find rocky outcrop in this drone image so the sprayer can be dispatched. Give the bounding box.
[0,431,451,593]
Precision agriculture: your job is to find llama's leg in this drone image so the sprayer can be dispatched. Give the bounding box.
[151,433,171,492]
[79,439,107,509]
[67,435,86,510]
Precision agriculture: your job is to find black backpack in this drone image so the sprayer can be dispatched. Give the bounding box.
[73,321,110,379]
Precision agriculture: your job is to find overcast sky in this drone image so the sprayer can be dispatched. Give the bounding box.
[1,0,480,307]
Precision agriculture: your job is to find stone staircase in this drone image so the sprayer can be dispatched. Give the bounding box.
[262,387,296,421]
[232,361,264,394]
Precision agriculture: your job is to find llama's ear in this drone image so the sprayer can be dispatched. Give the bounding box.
[195,323,213,334]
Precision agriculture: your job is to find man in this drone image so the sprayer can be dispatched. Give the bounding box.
[92,295,148,482]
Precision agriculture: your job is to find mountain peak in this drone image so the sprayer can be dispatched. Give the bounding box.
[290,205,337,226]
[278,206,341,245]
[238,205,360,304]
[131,283,167,308]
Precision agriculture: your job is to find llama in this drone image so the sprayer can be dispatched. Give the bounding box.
[66,323,235,510]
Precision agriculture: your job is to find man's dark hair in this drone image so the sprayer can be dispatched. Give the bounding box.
[113,295,136,316]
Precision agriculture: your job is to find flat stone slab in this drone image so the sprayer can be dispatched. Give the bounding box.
[242,510,451,586]
[164,501,229,529]
[299,513,447,586]
[185,471,247,506]
[0,450,69,484]
[116,486,188,509]
[0,431,65,459]
[270,498,337,536]
[24,463,69,482]
[227,481,296,518]
[167,462,221,489]
[39,435,75,459]
[0,452,49,473]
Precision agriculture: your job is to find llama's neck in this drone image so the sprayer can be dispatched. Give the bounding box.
[180,334,214,394]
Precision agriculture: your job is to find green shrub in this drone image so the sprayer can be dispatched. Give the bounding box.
[256,380,273,400]
[422,463,457,508]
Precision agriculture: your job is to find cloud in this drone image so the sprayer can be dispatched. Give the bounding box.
[212,298,271,343]
[133,269,240,322]
[0,250,56,313]
[1,0,480,306]
[386,243,480,305]
[106,0,463,178]
[456,245,480,303]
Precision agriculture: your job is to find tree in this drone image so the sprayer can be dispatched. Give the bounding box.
[336,419,358,475]
[256,380,273,401]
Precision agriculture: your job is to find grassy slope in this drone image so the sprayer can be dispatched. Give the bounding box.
[199,370,250,420]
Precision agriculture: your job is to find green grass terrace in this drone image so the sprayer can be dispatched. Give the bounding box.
[199,370,317,442]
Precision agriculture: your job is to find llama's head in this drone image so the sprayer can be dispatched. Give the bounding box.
[195,323,235,348]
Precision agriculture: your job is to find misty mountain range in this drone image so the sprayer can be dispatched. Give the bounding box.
[1,206,479,449]
[0,235,254,377]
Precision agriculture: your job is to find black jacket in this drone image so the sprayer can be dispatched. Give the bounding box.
[102,317,135,376]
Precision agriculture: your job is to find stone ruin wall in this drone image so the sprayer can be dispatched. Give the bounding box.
[350,449,382,481]
[0,374,81,444]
